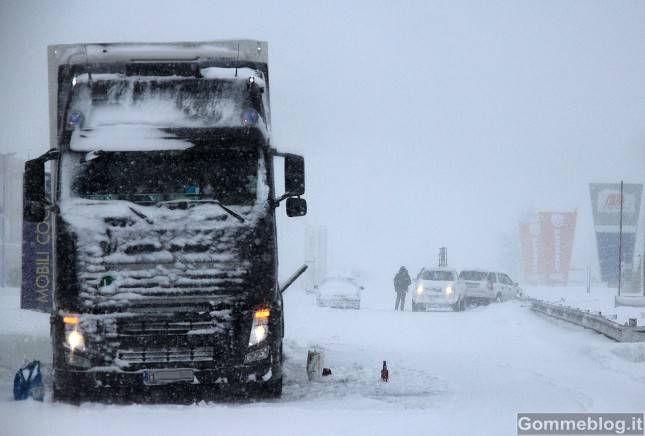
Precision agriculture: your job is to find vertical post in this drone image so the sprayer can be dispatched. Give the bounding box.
[1,154,5,288]
[618,181,624,296]
[586,267,591,293]
[0,152,16,288]
[438,247,447,268]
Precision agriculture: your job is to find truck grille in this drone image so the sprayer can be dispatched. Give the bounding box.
[117,346,214,364]
[72,216,258,368]
[119,319,215,336]
[112,309,237,367]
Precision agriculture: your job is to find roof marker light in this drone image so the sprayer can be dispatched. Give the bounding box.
[67,111,85,129]
[242,108,259,126]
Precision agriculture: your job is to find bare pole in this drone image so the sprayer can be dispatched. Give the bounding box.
[618,181,624,296]
[1,154,4,288]
[0,152,16,288]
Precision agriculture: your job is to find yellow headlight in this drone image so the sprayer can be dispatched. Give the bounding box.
[416,285,424,295]
[445,285,454,295]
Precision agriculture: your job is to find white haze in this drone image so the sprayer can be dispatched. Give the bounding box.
[1,0,644,283]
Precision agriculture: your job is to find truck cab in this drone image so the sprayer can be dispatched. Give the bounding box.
[23,40,306,402]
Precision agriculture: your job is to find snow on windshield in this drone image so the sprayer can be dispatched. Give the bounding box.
[67,73,265,152]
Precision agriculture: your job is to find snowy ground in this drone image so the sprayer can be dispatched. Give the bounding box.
[1,280,645,435]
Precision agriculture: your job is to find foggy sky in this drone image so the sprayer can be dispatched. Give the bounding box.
[1,1,644,282]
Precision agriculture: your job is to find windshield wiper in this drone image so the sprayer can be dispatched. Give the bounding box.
[157,199,245,223]
[128,206,154,224]
[80,150,105,163]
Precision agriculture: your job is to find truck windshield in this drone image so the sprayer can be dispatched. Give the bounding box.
[70,146,262,206]
[68,76,262,128]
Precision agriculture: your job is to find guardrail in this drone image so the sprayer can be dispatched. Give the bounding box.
[527,298,645,342]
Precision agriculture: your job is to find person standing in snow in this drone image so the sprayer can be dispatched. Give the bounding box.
[393,266,411,310]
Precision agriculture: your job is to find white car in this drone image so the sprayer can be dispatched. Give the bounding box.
[412,268,466,312]
[459,269,492,305]
[316,275,362,310]
[459,269,521,304]
[487,271,522,302]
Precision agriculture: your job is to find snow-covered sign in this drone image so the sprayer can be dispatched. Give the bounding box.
[590,183,643,283]
[302,226,327,293]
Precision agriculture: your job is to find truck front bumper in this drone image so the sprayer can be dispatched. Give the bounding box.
[53,354,279,400]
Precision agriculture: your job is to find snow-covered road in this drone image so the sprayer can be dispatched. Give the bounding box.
[1,283,644,435]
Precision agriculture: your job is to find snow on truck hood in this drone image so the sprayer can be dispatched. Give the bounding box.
[60,198,269,310]
[61,198,266,234]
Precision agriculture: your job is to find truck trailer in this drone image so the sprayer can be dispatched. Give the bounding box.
[23,40,307,402]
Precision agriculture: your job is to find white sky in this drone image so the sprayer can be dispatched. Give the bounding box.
[1,0,644,281]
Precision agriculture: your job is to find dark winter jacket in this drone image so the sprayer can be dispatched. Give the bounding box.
[394,267,411,293]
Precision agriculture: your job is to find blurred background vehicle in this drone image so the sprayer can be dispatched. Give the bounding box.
[412,268,466,312]
[460,269,523,304]
[486,272,522,302]
[315,273,363,310]
[459,268,491,305]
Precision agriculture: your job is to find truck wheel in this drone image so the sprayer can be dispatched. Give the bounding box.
[52,382,81,405]
[264,377,283,398]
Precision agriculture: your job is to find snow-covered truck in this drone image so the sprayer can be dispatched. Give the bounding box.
[23,40,307,402]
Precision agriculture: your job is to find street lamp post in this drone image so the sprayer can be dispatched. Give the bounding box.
[1,152,16,288]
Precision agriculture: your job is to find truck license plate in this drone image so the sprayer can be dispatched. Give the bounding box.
[143,369,194,385]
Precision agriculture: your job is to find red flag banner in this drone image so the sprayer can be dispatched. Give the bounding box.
[539,212,577,285]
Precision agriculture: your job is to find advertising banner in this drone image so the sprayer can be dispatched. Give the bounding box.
[21,175,53,312]
[519,221,543,285]
[302,226,327,293]
[590,183,643,284]
[539,212,577,285]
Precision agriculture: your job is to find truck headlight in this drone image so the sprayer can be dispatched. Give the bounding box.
[64,315,86,352]
[248,308,270,346]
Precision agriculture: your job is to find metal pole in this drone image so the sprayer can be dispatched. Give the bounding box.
[0,152,16,288]
[618,181,624,296]
[1,154,4,288]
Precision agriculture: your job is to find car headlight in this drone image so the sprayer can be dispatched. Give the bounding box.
[444,285,454,295]
[248,308,270,346]
[63,315,86,352]
[416,285,424,295]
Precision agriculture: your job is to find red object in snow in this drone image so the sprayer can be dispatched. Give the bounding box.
[381,361,389,382]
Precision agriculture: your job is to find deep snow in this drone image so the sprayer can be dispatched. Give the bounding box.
[1,280,645,435]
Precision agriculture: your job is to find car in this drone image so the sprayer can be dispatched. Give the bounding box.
[315,274,362,310]
[459,269,522,304]
[459,268,492,305]
[412,268,467,312]
[487,271,522,302]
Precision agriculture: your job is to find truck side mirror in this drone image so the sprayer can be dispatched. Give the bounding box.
[24,200,46,223]
[286,197,307,217]
[24,158,45,202]
[23,158,47,222]
[284,154,304,196]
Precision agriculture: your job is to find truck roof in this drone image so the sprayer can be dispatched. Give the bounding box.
[48,40,267,66]
[47,40,269,150]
